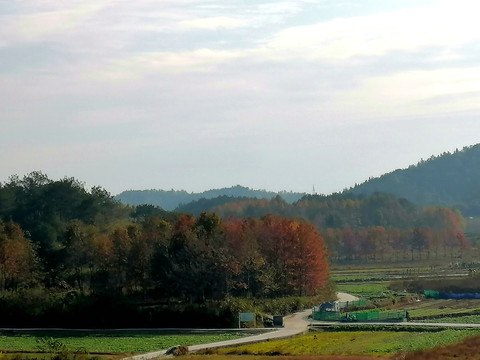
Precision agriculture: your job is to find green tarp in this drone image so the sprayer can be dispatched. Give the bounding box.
[313,310,405,322]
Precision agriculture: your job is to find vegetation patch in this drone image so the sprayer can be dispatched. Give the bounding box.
[212,330,480,356]
[177,355,388,360]
[0,333,244,354]
[418,314,480,324]
[399,333,480,360]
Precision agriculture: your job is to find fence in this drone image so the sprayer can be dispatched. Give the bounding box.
[424,290,480,299]
[313,311,341,321]
[337,299,367,309]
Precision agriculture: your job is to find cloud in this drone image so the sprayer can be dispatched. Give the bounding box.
[89,48,246,81]
[327,65,480,120]
[265,1,480,61]
[0,3,108,46]
[178,16,249,30]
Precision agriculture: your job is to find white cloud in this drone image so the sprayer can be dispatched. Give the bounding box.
[178,16,249,30]
[0,3,108,46]
[328,66,480,119]
[90,48,245,80]
[265,1,480,61]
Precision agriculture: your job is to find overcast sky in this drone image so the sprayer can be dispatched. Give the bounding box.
[2,0,480,195]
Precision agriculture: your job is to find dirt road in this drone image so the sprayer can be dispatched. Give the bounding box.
[336,292,359,302]
[188,308,311,352]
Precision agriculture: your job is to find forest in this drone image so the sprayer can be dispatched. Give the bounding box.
[0,171,470,327]
[0,172,329,327]
[174,193,469,262]
[349,144,480,216]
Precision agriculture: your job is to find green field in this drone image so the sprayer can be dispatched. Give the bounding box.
[0,332,245,354]
[418,314,480,324]
[336,283,390,295]
[408,306,480,319]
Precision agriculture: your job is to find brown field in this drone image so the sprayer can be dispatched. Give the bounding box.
[180,356,388,360]
[399,334,480,360]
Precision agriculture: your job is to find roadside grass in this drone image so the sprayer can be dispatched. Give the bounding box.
[211,330,480,356]
[0,332,245,354]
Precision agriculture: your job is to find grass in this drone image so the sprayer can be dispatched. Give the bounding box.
[418,314,480,323]
[213,330,480,356]
[0,332,245,354]
[403,299,480,319]
[336,283,390,294]
[409,307,480,318]
[332,275,389,282]
[0,353,116,360]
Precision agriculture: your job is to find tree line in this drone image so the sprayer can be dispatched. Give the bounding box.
[178,192,470,262]
[0,172,329,300]
[0,171,470,326]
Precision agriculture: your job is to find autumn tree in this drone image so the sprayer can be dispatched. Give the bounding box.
[255,215,329,297]
[61,221,98,291]
[224,217,266,296]
[0,221,38,290]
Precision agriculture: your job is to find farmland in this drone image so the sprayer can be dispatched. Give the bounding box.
[210,329,480,356]
[3,263,480,360]
[0,331,245,354]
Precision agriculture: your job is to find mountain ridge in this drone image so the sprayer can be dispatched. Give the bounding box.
[116,143,480,216]
[115,185,307,211]
[347,143,480,215]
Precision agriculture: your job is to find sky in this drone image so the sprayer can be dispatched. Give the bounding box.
[2,0,480,196]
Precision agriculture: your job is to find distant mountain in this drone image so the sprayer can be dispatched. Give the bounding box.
[115,185,306,211]
[348,144,480,216]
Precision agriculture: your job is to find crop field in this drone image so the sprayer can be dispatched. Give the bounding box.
[210,330,480,357]
[181,355,388,360]
[407,306,480,319]
[0,331,245,354]
[418,314,480,324]
[335,282,390,295]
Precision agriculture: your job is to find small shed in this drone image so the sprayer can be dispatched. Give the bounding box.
[273,315,284,327]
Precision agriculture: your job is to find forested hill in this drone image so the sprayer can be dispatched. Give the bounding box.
[116,185,306,211]
[348,144,480,216]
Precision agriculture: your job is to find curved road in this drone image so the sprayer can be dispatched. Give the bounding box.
[189,308,311,352]
[128,293,359,359]
[128,309,312,360]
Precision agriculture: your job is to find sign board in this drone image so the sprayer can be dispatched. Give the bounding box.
[239,312,255,322]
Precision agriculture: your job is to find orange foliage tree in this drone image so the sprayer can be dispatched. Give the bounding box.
[0,221,38,290]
